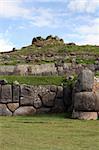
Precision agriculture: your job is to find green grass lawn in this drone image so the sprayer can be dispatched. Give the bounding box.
[0,75,65,86]
[0,114,99,150]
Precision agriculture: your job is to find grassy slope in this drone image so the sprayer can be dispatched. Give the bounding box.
[0,75,65,85]
[17,44,99,55]
[0,43,99,65]
[0,115,99,150]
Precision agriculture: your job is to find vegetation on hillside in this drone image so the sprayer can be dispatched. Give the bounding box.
[0,35,99,65]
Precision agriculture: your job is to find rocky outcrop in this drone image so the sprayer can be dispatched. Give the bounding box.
[32,35,64,47]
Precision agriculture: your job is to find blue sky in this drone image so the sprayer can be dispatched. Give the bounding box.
[0,0,99,51]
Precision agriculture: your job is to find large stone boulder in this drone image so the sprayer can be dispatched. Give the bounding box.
[12,84,20,102]
[31,63,57,76]
[41,92,56,107]
[7,103,19,112]
[56,86,63,98]
[72,110,98,120]
[20,85,43,108]
[20,85,34,106]
[74,68,94,92]
[0,85,12,103]
[74,92,96,111]
[14,106,36,116]
[0,104,12,116]
[51,98,65,113]
[95,92,99,111]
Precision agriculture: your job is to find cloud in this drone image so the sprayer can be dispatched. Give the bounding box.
[0,0,32,18]
[28,0,65,2]
[68,0,99,13]
[0,0,59,27]
[74,17,99,45]
[30,8,58,27]
[0,37,14,52]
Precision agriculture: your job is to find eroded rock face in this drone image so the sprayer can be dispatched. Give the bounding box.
[13,106,36,116]
[74,92,96,111]
[72,110,98,120]
[0,104,12,116]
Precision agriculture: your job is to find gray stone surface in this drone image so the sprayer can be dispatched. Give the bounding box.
[12,84,20,102]
[0,85,12,103]
[14,106,36,116]
[50,85,57,92]
[36,107,51,114]
[0,104,12,116]
[20,85,34,106]
[0,65,14,75]
[56,86,63,98]
[72,110,98,120]
[74,92,96,111]
[95,92,99,111]
[74,68,94,92]
[33,97,42,108]
[51,98,65,113]
[31,63,57,75]
[7,103,19,112]
[42,92,56,107]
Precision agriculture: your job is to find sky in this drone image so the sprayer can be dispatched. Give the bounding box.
[0,0,99,52]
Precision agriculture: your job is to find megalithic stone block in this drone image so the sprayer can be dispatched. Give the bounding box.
[20,85,34,106]
[74,68,94,92]
[0,85,12,103]
[74,92,96,111]
[0,104,12,116]
[13,106,36,116]
[12,84,20,102]
[95,92,99,111]
[72,110,98,120]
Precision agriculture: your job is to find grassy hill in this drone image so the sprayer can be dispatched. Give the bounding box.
[0,35,99,65]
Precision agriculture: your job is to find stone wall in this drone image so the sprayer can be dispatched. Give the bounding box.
[72,68,99,120]
[0,63,98,76]
[0,84,66,116]
[0,68,99,119]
